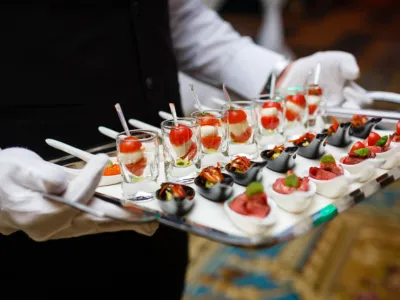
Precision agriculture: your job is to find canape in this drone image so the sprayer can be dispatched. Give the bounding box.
[156,182,195,216]
[285,92,307,122]
[349,114,382,139]
[268,170,316,213]
[225,156,267,186]
[198,113,222,152]
[363,131,400,169]
[308,154,358,198]
[323,117,352,147]
[338,142,384,182]
[224,182,277,235]
[225,108,252,143]
[390,120,400,144]
[307,84,322,115]
[119,136,147,176]
[259,101,283,133]
[194,165,234,202]
[260,144,298,173]
[289,132,328,159]
[169,124,198,166]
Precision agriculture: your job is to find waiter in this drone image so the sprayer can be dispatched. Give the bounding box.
[0,0,370,295]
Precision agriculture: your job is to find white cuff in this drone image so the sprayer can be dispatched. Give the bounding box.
[220,43,287,99]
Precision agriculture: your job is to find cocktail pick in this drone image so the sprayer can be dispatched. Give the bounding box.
[115,103,131,136]
[189,84,204,114]
[314,62,321,85]
[169,102,179,127]
[222,84,233,105]
[269,73,276,100]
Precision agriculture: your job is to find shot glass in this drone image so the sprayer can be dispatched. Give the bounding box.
[253,95,286,149]
[280,86,309,139]
[161,117,201,183]
[306,83,326,131]
[116,129,160,202]
[221,101,257,160]
[191,109,229,167]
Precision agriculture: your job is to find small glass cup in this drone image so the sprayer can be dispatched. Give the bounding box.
[116,129,160,202]
[306,83,326,131]
[253,95,286,149]
[221,101,258,160]
[161,117,201,183]
[279,86,309,139]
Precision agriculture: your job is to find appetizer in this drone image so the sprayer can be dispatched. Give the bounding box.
[158,182,186,200]
[273,170,310,194]
[363,131,391,153]
[391,120,400,142]
[350,114,368,128]
[227,155,252,174]
[199,113,222,151]
[226,109,252,143]
[309,154,344,180]
[307,84,322,115]
[265,145,285,160]
[326,117,340,136]
[229,182,271,218]
[261,145,297,173]
[198,165,224,188]
[169,124,197,162]
[339,142,376,165]
[103,161,121,176]
[289,132,316,147]
[260,101,282,131]
[285,93,306,121]
[119,136,147,176]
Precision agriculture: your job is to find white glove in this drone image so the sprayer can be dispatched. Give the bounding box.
[0,147,158,241]
[279,51,373,108]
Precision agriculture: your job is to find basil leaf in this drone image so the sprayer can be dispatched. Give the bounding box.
[354,148,369,157]
[321,154,335,164]
[375,135,388,146]
[246,182,264,196]
[284,174,299,188]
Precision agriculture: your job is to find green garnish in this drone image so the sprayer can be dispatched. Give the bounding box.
[354,148,369,157]
[321,154,335,164]
[245,182,264,197]
[285,174,299,188]
[205,181,215,189]
[375,135,388,146]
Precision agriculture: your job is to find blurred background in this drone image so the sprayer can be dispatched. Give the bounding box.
[183,1,400,299]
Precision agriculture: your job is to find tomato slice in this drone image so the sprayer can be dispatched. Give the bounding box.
[285,109,300,122]
[169,124,193,146]
[227,109,247,124]
[199,113,220,126]
[181,142,197,160]
[261,116,279,130]
[396,120,400,135]
[231,127,252,143]
[201,135,221,150]
[308,104,318,115]
[262,101,282,111]
[120,136,142,153]
[350,141,366,153]
[367,132,381,146]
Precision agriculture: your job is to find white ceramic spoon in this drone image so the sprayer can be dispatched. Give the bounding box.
[128,119,162,136]
[98,126,120,140]
[45,138,122,186]
[158,111,173,120]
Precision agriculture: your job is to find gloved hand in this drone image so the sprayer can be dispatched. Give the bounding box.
[278,51,373,108]
[0,147,158,241]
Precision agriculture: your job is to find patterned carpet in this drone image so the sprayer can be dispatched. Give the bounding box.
[183,1,400,299]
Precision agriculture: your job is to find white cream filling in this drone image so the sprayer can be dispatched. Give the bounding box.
[261,107,278,117]
[307,95,321,105]
[172,139,193,157]
[119,151,144,165]
[228,120,249,136]
[286,101,305,114]
[200,125,218,137]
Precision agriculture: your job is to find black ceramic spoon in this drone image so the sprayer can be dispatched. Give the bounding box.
[225,160,267,186]
[156,183,195,217]
[296,133,328,159]
[323,122,353,147]
[194,173,234,203]
[350,117,382,139]
[260,146,298,173]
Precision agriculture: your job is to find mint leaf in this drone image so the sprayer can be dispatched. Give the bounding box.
[354,148,369,157]
[375,135,388,146]
[321,154,335,164]
[285,174,299,188]
[245,182,264,196]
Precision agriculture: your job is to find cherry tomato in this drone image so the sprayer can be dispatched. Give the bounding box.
[227,109,247,124]
[103,163,121,176]
[350,141,365,153]
[367,132,381,146]
[396,120,400,135]
[201,136,221,150]
[261,116,279,130]
[262,101,282,111]
[308,85,322,96]
[285,109,300,122]
[120,136,142,153]
[231,127,252,143]
[199,113,220,126]
[169,124,193,146]
[287,94,306,107]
